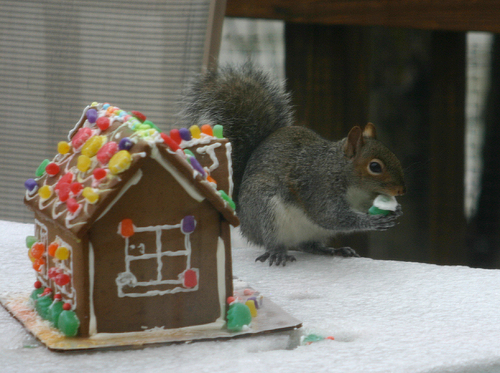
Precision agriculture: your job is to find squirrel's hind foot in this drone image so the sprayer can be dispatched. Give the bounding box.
[299,242,360,258]
[255,252,297,266]
[330,247,360,257]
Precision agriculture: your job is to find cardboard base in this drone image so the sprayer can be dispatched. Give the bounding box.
[0,279,302,351]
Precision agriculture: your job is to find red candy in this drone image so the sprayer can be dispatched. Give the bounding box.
[66,198,80,213]
[170,129,182,144]
[96,116,110,131]
[131,110,146,122]
[93,168,107,181]
[54,293,62,300]
[63,303,72,311]
[227,296,236,304]
[183,269,198,288]
[96,141,118,164]
[55,273,71,286]
[34,281,42,289]
[45,163,60,176]
[40,287,52,297]
[161,133,180,152]
[57,183,71,202]
[70,182,83,195]
[120,219,134,238]
[48,267,62,279]
[71,127,93,150]
[56,173,73,190]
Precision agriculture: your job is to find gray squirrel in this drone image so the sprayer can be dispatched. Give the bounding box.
[181,64,406,266]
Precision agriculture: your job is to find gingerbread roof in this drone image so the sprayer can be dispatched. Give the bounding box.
[24,103,239,239]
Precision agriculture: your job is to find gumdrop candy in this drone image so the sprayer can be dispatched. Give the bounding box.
[181,215,196,234]
[213,124,223,139]
[170,129,182,144]
[36,159,50,177]
[201,124,213,136]
[189,125,201,139]
[38,185,52,200]
[184,149,194,158]
[179,128,191,141]
[57,309,80,337]
[144,120,160,132]
[245,300,258,317]
[45,163,60,176]
[77,155,92,172]
[93,168,107,181]
[66,198,80,214]
[81,135,105,158]
[33,257,46,272]
[218,190,236,210]
[47,299,64,326]
[161,133,180,152]
[120,219,134,238]
[86,108,98,124]
[96,116,110,131]
[96,141,119,164]
[119,137,133,151]
[108,150,132,175]
[55,246,70,260]
[30,286,44,305]
[183,269,198,288]
[72,127,93,150]
[70,182,83,195]
[35,293,53,319]
[30,242,45,259]
[131,110,146,122]
[56,172,73,189]
[24,179,38,192]
[57,183,71,202]
[82,187,99,204]
[48,242,59,256]
[55,273,71,286]
[25,236,37,249]
[189,157,206,177]
[227,302,252,332]
[58,141,71,154]
[368,206,390,216]
[48,267,62,279]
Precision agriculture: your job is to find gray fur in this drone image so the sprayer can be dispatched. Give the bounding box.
[181,64,404,266]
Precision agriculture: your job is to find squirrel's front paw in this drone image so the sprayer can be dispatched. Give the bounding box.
[369,209,401,231]
[255,252,296,266]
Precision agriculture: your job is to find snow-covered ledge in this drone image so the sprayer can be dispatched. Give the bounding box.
[2,219,500,373]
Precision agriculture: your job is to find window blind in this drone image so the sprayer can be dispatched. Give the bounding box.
[0,0,223,222]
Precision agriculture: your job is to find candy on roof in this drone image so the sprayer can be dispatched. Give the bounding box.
[24,102,238,239]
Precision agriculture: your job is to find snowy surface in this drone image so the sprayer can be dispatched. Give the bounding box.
[2,219,500,373]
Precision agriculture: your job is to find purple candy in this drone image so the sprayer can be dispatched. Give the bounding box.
[119,137,133,151]
[181,215,196,234]
[24,178,38,192]
[189,157,206,177]
[86,108,98,124]
[248,296,259,309]
[179,128,191,141]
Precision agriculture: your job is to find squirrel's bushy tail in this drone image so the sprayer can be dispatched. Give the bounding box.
[180,63,293,202]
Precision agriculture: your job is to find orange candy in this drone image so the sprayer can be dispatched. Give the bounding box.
[120,219,134,237]
[30,242,45,259]
[201,124,213,136]
[33,257,46,272]
[48,242,59,257]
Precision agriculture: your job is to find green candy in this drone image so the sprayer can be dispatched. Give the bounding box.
[184,149,195,158]
[143,120,161,132]
[57,310,80,337]
[26,236,37,249]
[302,334,324,344]
[35,294,53,320]
[35,159,50,177]
[47,300,64,326]
[213,124,223,139]
[227,302,252,332]
[218,190,236,210]
[29,287,44,306]
[368,205,391,216]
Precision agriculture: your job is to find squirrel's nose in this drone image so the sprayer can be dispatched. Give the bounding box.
[396,186,406,196]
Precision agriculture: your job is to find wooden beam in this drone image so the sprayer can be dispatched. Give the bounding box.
[227,0,500,33]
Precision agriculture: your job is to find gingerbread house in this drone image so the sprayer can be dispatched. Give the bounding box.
[24,103,239,338]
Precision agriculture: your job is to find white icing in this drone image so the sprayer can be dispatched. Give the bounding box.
[88,241,97,335]
[225,142,234,198]
[196,142,221,172]
[115,220,199,298]
[373,195,398,211]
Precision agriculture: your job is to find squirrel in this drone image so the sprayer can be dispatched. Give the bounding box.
[180,64,406,266]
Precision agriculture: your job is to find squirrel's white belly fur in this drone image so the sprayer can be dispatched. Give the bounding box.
[270,196,333,247]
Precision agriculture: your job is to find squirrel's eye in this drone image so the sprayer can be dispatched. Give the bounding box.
[368,160,383,175]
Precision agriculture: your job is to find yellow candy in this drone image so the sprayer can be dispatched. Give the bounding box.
[77,155,92,172]
[38,185,52,200]
[245,300,258,317]
[108,150,132,175]
[189,125,201,139]
[58,141,71,155]
[81,136,104,158]
[82,187,99,204]
[55,246,70,260]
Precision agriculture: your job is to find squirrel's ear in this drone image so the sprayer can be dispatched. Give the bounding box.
[363,122,377,139]
[345,126,364,158]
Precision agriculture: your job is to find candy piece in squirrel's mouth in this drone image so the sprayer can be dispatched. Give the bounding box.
[368,195,398,215]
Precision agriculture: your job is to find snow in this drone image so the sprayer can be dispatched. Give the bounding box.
[2,219,500,373]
